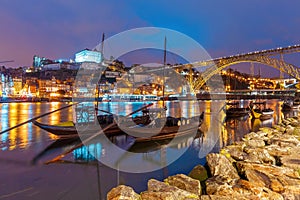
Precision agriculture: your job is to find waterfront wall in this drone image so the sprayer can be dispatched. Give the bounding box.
[107,116,300,199]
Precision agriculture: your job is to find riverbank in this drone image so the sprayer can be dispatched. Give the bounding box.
[107,115,300,199]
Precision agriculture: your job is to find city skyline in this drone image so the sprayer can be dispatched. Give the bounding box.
[1,1,300,77]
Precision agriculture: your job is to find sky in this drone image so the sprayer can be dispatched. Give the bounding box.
[1,0,300,77]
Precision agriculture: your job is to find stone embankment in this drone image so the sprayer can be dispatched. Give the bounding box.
[107,116,300,199]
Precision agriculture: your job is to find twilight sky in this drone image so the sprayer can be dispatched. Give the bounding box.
[1,0,300,76]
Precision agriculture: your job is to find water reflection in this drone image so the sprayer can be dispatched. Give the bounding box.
[0,100,297,153]
[0,102,73,151]
[1,100,299,198]
[223,115,250,146]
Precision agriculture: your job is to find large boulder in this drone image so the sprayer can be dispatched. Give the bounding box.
[205,176,283,199]
[205,175,237,195]
[147,179,199,200]
[164,174,201,196]
[244,169,284,193]
[268,134,300,147]
[264,144,292,157]
[243,147,275,164]
[281,185,300,200]
[107,185,140,200]
[244,138,266,148]
[188,165,208,182]
[140,191,174,200]
[236,162,300,194]
[221,145,247,161]
[236,162,300,180]
[272,124,286,133]
[206,153,240,180]
[279,147,300,171]
[200,195,247,200]
[235,179,283,200]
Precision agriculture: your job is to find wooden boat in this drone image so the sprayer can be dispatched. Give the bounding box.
[281,100,300,111]
[252,108,274,120]
[32,114,149,138]
[250,101,274,120]
[225,102,250,118]
[120,112,204,143]
[251,109,262,119]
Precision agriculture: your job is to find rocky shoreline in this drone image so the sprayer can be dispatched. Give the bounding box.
[107,116,300,199]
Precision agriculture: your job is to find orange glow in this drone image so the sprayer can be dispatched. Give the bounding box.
[19,126,29,149]
[50,92,60,97]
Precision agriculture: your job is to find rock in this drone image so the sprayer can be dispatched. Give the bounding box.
[290,122,300,128]
[268,134,300,147]
[222,145,248,161]
[259,127,280,138]
[236,162,300,193]
[281,185,300,200]
[107,185,140,200]
[237,162,300,180]
[293,127,300,136]
[140,191,174,200]
[245,139,266,148]
[280,148,300,171]
[200,195,246,200]
[243,132,262,140]
[243,147,275,164]
[232,141,246,147]
[147,179,199,199]
[107,116,300,200]
[164,174,202,196]
[206,153,240,180]
[264,144,292,157]
[234,179,283,200]
[188,165,208,182]
[285,125,295,135]
[205,175,237,195]
[205,176,283,199]
[244,169,268,188]
[244,139,265,148]
[243,168,284,192]
[273,124,286,133]
[282,119,291,126]
[259,127,275,135]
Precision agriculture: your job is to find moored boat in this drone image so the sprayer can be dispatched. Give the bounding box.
[282,99,300,111]
[32,117,121,138]
[119,111,204,143]
[250,101,274,120]
[32,114,150,138]
[225,101,250,118]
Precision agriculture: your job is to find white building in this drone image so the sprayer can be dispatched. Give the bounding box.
[75,49,102,63]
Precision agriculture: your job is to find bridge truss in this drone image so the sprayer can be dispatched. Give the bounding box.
[184,44,300,91]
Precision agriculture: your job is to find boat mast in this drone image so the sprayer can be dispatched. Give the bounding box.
[162,36,166,108]
[96,33,105,113]
[101,33,105,59]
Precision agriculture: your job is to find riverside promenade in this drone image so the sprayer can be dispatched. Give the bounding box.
[107,116,300,199]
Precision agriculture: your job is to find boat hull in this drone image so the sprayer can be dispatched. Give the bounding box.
[32,120,121,138]
[226,108,250,118]
[282,103,300,111]
[251,109,274,120]
[120,114,204,143]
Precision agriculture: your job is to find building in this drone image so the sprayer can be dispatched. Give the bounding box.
[75,49,102,63]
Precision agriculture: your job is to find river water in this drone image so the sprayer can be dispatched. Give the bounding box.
[0,100,296,199]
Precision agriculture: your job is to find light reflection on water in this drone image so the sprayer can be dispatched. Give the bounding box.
[0,100,294,154]
[0,100,298,198]
[0,102,73,151]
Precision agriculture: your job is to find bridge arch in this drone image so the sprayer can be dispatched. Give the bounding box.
[190,56,300,91]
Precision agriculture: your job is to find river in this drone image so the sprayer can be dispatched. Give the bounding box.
[0,100,296,199]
